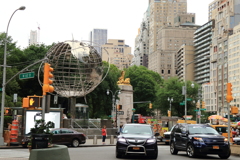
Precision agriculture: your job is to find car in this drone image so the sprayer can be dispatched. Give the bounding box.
[162,125,175,145]
[233,136,240,145]
[22,128,86,148]
[116,123,159,159]
[170,123,231,159]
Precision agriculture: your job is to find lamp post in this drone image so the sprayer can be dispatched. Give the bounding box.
[106,89,121,129]
[167,97,173,117]
[0,6,26,145]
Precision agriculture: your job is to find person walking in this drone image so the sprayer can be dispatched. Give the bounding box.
[102,125,107,145]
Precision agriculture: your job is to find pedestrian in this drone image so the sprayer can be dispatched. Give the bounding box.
[120,125,123,132]
[102,125,107,145]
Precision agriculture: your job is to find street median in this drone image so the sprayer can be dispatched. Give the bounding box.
[29,145,70,160]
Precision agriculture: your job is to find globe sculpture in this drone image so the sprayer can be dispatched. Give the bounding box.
[44,40,106,97]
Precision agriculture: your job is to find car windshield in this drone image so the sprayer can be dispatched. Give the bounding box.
[122,125,152,135]
[188,126,220,135]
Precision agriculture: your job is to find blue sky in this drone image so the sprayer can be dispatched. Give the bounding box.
[0,0,210,53]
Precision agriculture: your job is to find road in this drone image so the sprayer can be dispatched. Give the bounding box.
[0,144,239,160]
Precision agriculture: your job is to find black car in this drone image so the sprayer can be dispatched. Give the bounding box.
[116,123,159,159]
[170,123,231,159]
[22,128,86,148]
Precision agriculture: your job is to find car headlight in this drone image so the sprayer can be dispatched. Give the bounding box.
[224,138,228,143]
[147,139,156,143]
[193,137,204,142]
[118,138,126,142]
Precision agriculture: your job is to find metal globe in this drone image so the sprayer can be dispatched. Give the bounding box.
[45,40,104,97]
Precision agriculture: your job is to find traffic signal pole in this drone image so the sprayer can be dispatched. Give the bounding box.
[226,83,233,144]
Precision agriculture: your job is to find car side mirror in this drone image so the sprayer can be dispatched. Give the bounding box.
[155,133,160,137]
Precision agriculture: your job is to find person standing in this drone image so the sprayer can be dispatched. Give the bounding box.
[102,125,107,145]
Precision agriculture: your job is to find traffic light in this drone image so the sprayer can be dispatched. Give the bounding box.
[168,110,171,117]
[43,63,54,95]
[202,101,205,109]
[196,101,200,108]
[226,83,233,103]
[149,103,152,109]
[22,97,29,108]
[231,106,239,114]
[28,95,42,108]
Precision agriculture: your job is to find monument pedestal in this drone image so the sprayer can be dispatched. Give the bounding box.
[118,85,134,125]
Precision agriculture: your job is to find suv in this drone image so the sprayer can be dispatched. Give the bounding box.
[116,124,159,159]
[170,123,231,159]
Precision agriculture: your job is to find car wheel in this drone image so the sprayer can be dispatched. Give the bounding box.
[186,144,196,158]
[170,142,178,155]
[72,139,79,147]
[116,148,122,158]
[218,150,231,159]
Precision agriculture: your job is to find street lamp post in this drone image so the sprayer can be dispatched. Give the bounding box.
[167,97,173,117]
[0,6,26,146]
[106,89,121,129]
[183,56,210,123]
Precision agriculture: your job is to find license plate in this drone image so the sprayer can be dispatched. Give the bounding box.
[132,147,140,150]
[213,146,219,149]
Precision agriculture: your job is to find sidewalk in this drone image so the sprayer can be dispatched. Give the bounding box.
[0,138,115,149]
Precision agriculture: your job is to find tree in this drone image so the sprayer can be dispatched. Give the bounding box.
[125,65,163,116]
[155,77,199,119]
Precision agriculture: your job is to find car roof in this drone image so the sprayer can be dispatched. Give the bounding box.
[178,123,211,127]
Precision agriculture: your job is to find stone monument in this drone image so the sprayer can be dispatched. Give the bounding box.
[117,71,134,125]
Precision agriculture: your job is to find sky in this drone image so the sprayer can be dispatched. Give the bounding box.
[0,0,210,53]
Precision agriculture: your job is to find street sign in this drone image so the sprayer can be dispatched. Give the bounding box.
[117,111,124,115]
[201,108,206,110]
[19,72,35,79]
[0,88,2,91]
[180,102,185,105]
[194,109,199,111]
[187,98,192,101]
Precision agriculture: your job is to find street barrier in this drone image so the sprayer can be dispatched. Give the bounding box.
[110,135,114,144]
[93,135,97,144]
[10,120,19,145]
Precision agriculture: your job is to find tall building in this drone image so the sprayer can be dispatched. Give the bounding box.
[176,45,195,81]
[29,30,37,45]
[148,0,187,57]
[134,8,150,67]
[89,29,107,56]
[194,20,214,84]
[101,39,133,70]
[149,24,198,79]
[228,23,240,110]
[209,0,240,116]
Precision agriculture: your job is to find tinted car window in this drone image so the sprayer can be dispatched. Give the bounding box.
[188,126,219,135]
[122,125,152,135]
[215,127,228,133]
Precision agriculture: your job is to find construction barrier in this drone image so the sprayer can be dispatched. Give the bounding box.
[10,120,19,145]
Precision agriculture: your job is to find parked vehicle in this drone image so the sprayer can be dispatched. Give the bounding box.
[116,123,159,159]
[233,136,240,145]
[22,128,86,148]
[170,123,231,159]
[210,124,233,143]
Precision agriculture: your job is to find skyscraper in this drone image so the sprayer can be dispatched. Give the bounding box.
[29,30,37,45]
[89,29,108,56]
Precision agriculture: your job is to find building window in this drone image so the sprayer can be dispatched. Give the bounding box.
[168,70,170,74]
[162,70,164,74]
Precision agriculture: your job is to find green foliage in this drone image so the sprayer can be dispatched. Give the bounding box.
[30,119,55,134]
[4,116,12,128]
[155,77,199,119]
[125,65,163,116]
